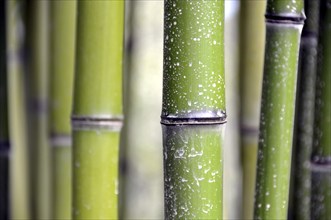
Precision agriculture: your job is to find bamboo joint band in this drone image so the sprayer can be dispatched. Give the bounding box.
[71,115,123,131]
[50,134,72,147]
[160,113,227,126]
[311,156,331,173]
[265,14,305,24]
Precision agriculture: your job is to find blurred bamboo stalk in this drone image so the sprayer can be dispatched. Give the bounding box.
[239,1,265,219]
[254,0,305,219]
[25,1,51,218]
[310,0,331,219]
[162,0,225,218]
[49,1,76,219]
[0,0,9,218]
[7,0,30,219]
[72,1,124,219]
[291,0,320,219]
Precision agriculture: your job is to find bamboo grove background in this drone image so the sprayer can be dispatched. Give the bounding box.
[0,0,330,219]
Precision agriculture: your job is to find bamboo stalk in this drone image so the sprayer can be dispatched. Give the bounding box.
[7,0,30,218]
[0,0,9,218]
[72,1,124,219]
[291,0,320,219]
[310,0,331,219]
[254,1,305,219]
[162,0,225,218]
[49,1,76,219]
[239,1,265,219]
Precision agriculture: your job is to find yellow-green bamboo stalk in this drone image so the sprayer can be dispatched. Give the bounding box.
[254,0,305,219]
[7,0,30,218]
[310,0,331,219]
[0,0,9,218]
[162,0,225,218]
[239,1,266,219]
[25,1,51,218]
[72,1,124,219]
[49,1,76,219]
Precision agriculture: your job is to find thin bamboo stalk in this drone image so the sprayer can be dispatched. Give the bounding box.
[49,1,76,219]
[25,1,51,218]
[6,0,30,218]
[310,0,331,219]
[254,1,305,219]
[162,0,225,218]
[239,1,265,219]
[291,0,320,219]
[72,1,124,219]
[0,0,9,218]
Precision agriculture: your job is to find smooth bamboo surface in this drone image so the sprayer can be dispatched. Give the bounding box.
[254,0,305,219]
[72,1,124,219]
[162,0,225,218]
[49,1,76,219]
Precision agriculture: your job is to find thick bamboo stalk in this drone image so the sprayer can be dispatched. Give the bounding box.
[162,0,225,218]
[291,0,320,219]
[310,0,331,219]
[25,1,51,218]
[7,0,30,218]
[0,0,9,218]
[239,1,265,219]
[72,1,124,219]
[254,1,305,219]
[49,1,76,219]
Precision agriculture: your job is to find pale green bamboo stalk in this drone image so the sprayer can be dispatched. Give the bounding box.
[72,1,124,219]
[49,1,76,219]
[25,1,51,218]
[7,0,30,218]
[0,0,9,218]
[291,0,320,219]
[239,1,266,219]
[254,0,305,219]
[310,1,331,219]
[162,0,225,218]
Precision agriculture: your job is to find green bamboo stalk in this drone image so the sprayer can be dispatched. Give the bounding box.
[239,1,265,219]
[72,1,124,219]
[254,1,305,219]
[7,0,30,219]
[49,1,76,219]
[291,0,320,219]
[310,0,331,219]
[25,1,51,218]
[162,0,225,218]
[0,0,9,218]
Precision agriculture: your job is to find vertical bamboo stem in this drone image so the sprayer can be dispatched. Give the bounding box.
[72,1,124,219]
[310,0,331,219]
[49,1,76,219]
[254,1,305,219]
[7,0,30,218]
[291,0,320,219]
[162,0,225,218]
[239,1,265,219]
[0,0,9,218]
[25,1,51,218]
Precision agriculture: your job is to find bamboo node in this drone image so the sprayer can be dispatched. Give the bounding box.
[50,134,72,147]
[71,115,123,131]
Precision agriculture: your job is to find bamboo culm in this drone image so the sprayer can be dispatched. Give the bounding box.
[254,0,305,219]
[72,1,124,219]
[162,0,225,218]
[239,1,266,218]
[50,1,76,219]
[310,0,331,219]
[291,0,320,219]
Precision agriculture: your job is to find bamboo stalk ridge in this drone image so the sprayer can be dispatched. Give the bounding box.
[161,0,225,218]
[0,0,9,218]
[72,1,124,219]
[254,0,305,219]
[7,0,30,218]
[49,1,76,219]
[310,0,331,219]
[239,1,265,218]
[292,0,320,219]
